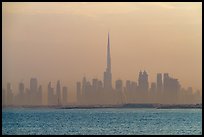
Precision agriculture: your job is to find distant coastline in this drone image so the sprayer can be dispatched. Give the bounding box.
[2,103,202,109]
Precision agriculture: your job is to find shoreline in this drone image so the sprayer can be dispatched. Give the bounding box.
[2,103,202,109]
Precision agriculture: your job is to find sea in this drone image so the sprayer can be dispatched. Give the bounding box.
[2,108,202,135]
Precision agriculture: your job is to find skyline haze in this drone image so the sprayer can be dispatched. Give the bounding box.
[2,2,202,103]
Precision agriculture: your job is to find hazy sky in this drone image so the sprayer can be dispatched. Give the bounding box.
[2,2,202,102]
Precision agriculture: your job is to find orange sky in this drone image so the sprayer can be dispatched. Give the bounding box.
[2,2,202,102]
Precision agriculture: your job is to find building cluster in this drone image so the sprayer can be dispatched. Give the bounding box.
[47,80,68,106]
[2,78,43,106]
[2,33,202,107]
[2,79,68,107]
[76,71,201,105]
[75,33,201,105]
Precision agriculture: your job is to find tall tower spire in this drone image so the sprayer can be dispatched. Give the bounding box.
[107,32,111,73]
[104,32,112,90]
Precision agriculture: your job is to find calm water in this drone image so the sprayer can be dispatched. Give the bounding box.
[2,108,202,135]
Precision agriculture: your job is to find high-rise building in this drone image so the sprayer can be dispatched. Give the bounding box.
[86,81,92,93]
[163,73,169,92]
[126,80,131,92]
[7,83,13,106]
[48,82,55,106]
[18,82,25,105]
[30,78,38,105]
[157,73,162,92]
[163,73,180,103]
[103,32,112,90]
[115,80,123,92]
[92,78,98,92]
[131,81,137,92]
[19,82,24,94]
[76,82,81,103]
[62,86,68,105]
[82,77,87,94]
[56,80,61,105]
[98,80,103,90]
[30,78,38,93]
[25,88,30,106]
[163,73,180,92]
[138,71,149,92]
[138,71,143,91]
[143,71,149,91]
[150,82,156,92]
[38,85,42,106]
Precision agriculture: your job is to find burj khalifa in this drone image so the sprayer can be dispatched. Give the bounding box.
[103,32,112,90]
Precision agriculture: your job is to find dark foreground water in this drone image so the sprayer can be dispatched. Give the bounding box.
[2,108,202,135]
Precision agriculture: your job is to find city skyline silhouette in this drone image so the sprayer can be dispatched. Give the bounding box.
[2,2,202,106]
[2,33,202,106]
[2,2,202,136]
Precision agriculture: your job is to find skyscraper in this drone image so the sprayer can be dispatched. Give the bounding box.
[98,80,103,90]
[38,85,42,106]
[163,73,180,103]
[103,32,112,90]
[138,71,143,91]
[48,82,52,105]
[30,78,38,105]
[163,73,169,92]
[62,86,68,105]
[18,82,25,105]
[126,80,131,92]
[19,82,24,94]
[7,83,13,106]
[30,78,38,93]
[138,71,149,92]
[92,78,98,92]
[48,82,56,106]
[56,80,61,105]
[150,82,156,92]
[76,82,81,104]
[157,73,162,92]
[115,80,123,92]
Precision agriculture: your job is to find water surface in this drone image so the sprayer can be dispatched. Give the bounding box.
[2,108,202,135]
